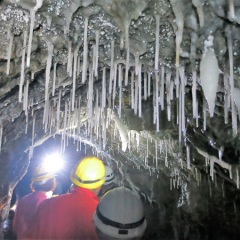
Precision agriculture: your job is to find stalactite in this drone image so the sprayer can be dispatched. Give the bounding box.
[6,28,13,76]
[82,17,89,84]
[154,15,160,71]
[19,29,28,102]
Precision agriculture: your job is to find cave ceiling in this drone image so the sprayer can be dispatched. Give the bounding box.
[1,0,240,236]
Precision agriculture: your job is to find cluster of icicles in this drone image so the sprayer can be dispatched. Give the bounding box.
[2,0,240,189]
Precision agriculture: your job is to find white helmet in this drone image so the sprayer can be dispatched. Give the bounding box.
[94,187,147,239]
[104,166,115,185]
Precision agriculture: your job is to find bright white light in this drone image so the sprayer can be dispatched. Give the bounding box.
[42,153,64,173]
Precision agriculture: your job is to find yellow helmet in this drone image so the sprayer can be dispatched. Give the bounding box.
[31,165,55,183]
[70,156,106,189]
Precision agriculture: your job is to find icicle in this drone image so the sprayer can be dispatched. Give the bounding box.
[228,0,235,20]
[113,63,117,103]
[155,140,158,169]
[109,40,115,94]
[165,148,168,167]
[138,63,142,117]
[224,73,229,124]
[175,69,179,98]
[144,73,147,100]
[23,79,29,113]
[178,93,182,143]
[155,71,160,132]
[26,10,35,67]
[72,49,78,111]
[67,41,72,74]
[19,29,28,102]
[94,30,99,77]
[236,168,239,189]
[124,24,130,86]
[186,145,191,169]
[32,114,35,146]
[179,66,185,134]
[170,0,184,67]
[0,124,3,152]
[154,15,160,71]
[87,65,93,120]
[6,28,13,76]
[160,66,165,110]
[52,63,57,96]
[45,41,53,101]
[148,72,152,97]
[131,71,135,109]
[196,97,199,127]
[134,73,138,115]
[57,89,62,131]
[118,64,123,117]
[203,98,207,131]
[192,0,204,27]
[77,54,81,76]
[210,160,214,181]
[226,26,237,136]
[192,70,197,118]
[166,72,171,121]
[200,36,219,118]
[102,67,106,109]
[82,17,89,84]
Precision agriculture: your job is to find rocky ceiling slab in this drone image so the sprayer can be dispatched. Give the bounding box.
[1,0,240,238]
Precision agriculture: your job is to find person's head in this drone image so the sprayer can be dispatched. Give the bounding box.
[30,165,56,193]
[94,187,147,240]
[98,166,116,197]
[70,156,106,195]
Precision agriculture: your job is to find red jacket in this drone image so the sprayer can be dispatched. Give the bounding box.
[13,192,48,239]
[31,187,99,240]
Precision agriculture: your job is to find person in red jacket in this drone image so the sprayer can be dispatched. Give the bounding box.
[31,156,106,240]
[13,164,56,240]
